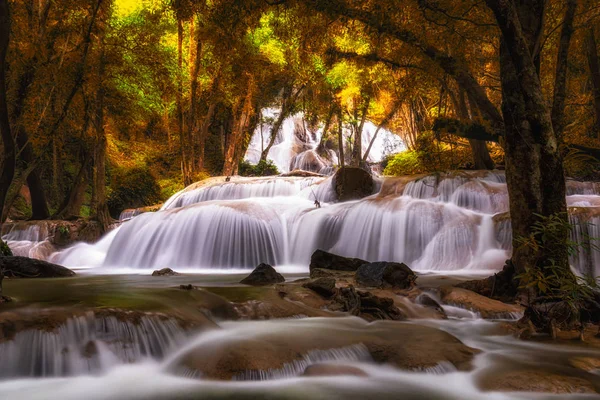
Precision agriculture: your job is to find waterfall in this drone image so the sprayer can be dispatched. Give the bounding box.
[0,312,186,378]
[244,109,405,174]
[1,222,56,260]
[48,171,600,277]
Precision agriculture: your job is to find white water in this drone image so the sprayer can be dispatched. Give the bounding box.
[39,170,600,277]
[0,316,598,399]
[244,109,405,174]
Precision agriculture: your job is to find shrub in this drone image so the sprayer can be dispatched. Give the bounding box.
[238,160,280,177]
[107,166,162,218]
[0,239,12,257]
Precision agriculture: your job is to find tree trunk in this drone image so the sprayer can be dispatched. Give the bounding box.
[198,102,217,171]
[351,97,369,166]
[551,0,577,138]
[223,78,255,176]
[260,85,303,162]
[177,18,192,186]
[586,27,600,137]
[458,89,494,170]
[54,153,90,219]
[363,100,401,163]
[0,0,14,224]
[93,50,111,231]
[487,0,569,280]
[337,107,344,168]
[188,16,202,172]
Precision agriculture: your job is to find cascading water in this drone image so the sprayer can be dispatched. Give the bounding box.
[47,170,600,278]
[1,222,56,260]
[0,312,186,378]
[244,109,405,174]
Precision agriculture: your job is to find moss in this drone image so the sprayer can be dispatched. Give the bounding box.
[238,160,280,177]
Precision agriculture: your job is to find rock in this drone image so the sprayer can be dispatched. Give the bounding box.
[456,260,518,302]
[0,256,75,278]
[480,370,597,394]
[569,356,600,372]
[439,286,523,319]
[330,286,407,321]
[152,268,180,276]
[333,167,374,201]
[355,262,416,289]
[240,263,285,286]
[180,284,194,290]
[171,318,478,380]
[310,268,355,279]
[310,250,367,273]
[302,363,369,377]
[280,170,325,178]
[302,277,336,298]
[415,293,446,316]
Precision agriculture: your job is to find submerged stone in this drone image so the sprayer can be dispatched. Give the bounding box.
[240,263,285,286]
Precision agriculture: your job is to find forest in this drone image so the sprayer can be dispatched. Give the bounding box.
[1,0,600,399]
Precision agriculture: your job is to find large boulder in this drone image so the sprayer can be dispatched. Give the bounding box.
[309,250,367,273]
[355,262,416,289]
[0,256,75,278]
[240,263,285,286]
[333,167,374,201]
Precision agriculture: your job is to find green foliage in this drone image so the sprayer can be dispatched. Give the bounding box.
[238,160,280,177]
[515,213,600,326]
[0,239,12,257]
[57,225,70,236]
[107,166,162,218]
[383,150,424,175]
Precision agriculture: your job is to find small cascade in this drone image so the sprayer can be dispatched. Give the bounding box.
[244,109,405,174]
[233,344,371,381]
[119,209,142,221]
[0,312,186,378]
[1,222,56,260]
[162,176,325,211]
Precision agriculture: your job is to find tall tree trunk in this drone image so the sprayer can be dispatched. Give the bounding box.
[54,153,91,219]
[223,78,255,176]
[337,107,345,168]
[188,15,201,172]
[487,0,569,281]
[363,100,401,163]
[0,0,14,223]
[458,89,494,169]
[93,51,111,230]
[177,18,191,186]
[198,102,216,171]
[351,97,369,166]
[586,27,600,137]
[551,0,577,138]
[260,85,303,162]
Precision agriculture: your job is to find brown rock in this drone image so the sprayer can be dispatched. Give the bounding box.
[302,363,369,377]
[439,286,523,319]
[333,167,374,201]
[481,370,597,394]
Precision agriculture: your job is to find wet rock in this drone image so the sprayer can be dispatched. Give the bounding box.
[333,167,374,201]
[179,284,194,290]
[152,268,180,277]
[310,250,367,273]
[302,277,336,298]
[240,264,285,286]
[0,256,75,278]
[355,262,416,289]
[302,363,369,377]
[481,370,597,394]
[330,286,407,321]
[280,170,325,178]
[439,286,523,319]
[309,268,355,279]
[172,318,478,380]
[456,260,518,302]
[415,293,446,316]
